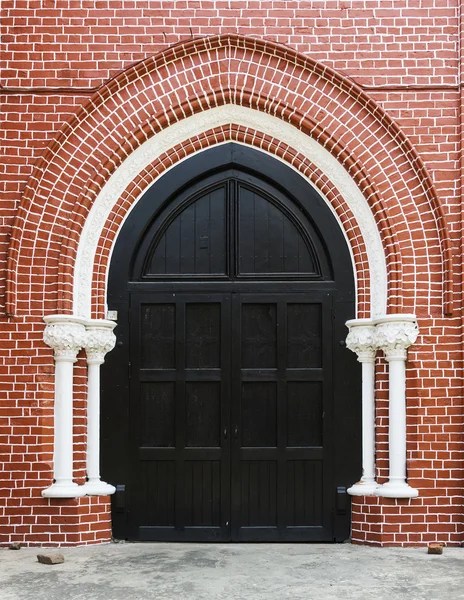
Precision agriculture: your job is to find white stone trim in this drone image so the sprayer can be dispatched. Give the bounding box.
[42,315,87,499]
[74,105,387,320]
[345,314,419,499]
[374,314,419,499]
[345,319,379,496]
[82,320,117,496]
[42,315,117,499]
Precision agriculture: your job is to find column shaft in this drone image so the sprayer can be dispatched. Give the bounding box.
[387,357,407,486]
[53,358,76,486]
[86,361,102,484]
[82,321,116,496]
[346,319,378,496]
[361,359,376,485]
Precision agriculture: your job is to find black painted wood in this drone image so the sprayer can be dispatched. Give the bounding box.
[102,144,361,543]
[230,292,333,542]
[130,292,231,541]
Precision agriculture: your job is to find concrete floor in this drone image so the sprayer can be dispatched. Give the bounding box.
[0,543,463,600]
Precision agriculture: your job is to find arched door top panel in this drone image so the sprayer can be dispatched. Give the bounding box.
[135,171,327,282]
[110,144,353,299]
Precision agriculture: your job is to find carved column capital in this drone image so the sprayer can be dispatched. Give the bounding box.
[84,320,117,364]
[374,315,419,361]
[345,318,376,363]
[43,315,87,362]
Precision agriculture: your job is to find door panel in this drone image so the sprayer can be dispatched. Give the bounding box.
[185,382,221,447]
[231,293,332,541]
[287,382,323,447]
[240,382,277,447]
[140,303,176,369]
[185,303,222,368]
[239,461,278,527]
[132,293,231,542]
[287,303,322,368]
[241,304,277,368]
[140,382,176,447]
[286,460,323,526]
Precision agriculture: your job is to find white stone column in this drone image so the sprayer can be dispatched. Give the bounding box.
[82,320,116,496]
[42,316,87,498]
[345,319,379,496]
[375,314,419,499]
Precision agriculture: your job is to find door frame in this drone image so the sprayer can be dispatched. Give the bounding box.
[101,144,361,542]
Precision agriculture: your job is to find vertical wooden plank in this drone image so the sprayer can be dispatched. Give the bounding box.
[192,462,202,525]
[209,187,227,275]
[220,295,231,537]
[193,193,205,273]
[202,462,212,525]
[249,461,259,526]
[240,462,249,527]
[252,192,269,273]
[267,197,283,272]
[230,293,242,539]
[277,300,287,534]
[164,215,181,274]
[184,461,192,526]
[212,461,221,527]
[175,299,186,531]
[314,461,323,525]
[236,186,254,275]
[259,462,267,525]
[180,202,195,274]
[305,461,314,525]
[286,462,295,526]
[294,460,305,526]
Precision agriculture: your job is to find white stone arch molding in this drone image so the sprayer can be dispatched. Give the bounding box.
[74,105,387,320]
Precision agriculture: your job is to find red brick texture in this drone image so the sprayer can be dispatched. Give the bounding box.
[1,2,463,547]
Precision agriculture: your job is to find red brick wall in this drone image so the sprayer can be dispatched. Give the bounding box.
[1,0,458,88]
[0,1,462,546]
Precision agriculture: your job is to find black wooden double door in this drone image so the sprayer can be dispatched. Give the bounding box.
[104,145,360,543]
[130,289,333,542]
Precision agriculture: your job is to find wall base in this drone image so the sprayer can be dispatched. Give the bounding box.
[351,496,464,547]
[0,496,112,548]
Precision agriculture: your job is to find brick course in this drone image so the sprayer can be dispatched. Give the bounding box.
[0,1,462,546]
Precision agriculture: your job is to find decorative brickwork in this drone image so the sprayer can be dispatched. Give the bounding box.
[5,35,454,319]
[89,123,373,319]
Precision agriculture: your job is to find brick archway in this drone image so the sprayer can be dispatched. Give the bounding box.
[78,112,381,321]
[6,34,453,319]
[88,122,373,320]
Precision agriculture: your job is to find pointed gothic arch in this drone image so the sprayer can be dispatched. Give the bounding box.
[5,34,453,321]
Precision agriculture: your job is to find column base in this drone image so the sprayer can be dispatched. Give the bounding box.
[376,481,419,499]
[42,482,86,498]
[82,480,116,496]
[347,480,379,496]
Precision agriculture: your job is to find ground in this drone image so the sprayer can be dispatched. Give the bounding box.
[1,543,463,600]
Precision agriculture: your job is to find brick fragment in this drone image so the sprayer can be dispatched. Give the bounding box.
[427,544,444,555]
[37,552,65,565]
[9,543,21,550]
